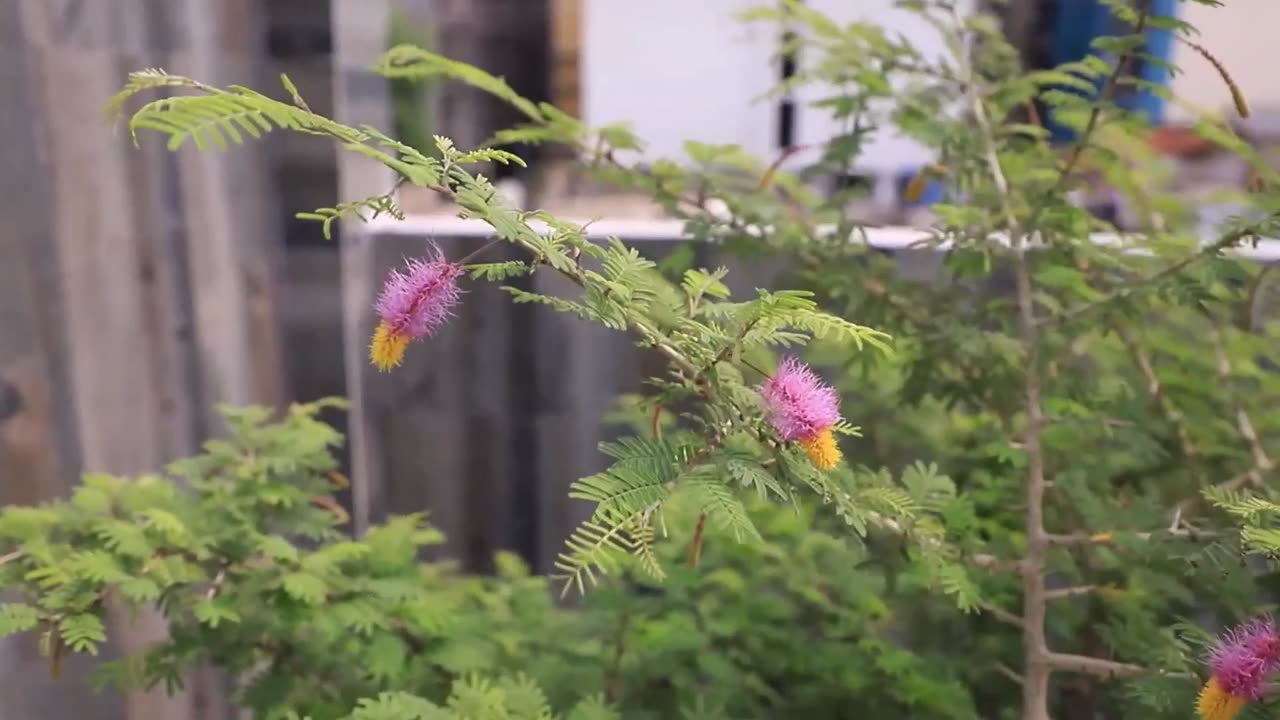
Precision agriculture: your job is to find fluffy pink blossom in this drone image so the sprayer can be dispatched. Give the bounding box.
[1206,616,1280,701]
[374,250,464,340]
[757,356,841,442]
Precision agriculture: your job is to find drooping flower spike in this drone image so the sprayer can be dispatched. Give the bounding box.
[1197,616,1280,720]
[368,249,464,372]
[757,356,843,470]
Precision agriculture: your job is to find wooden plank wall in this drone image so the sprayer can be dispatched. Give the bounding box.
[550,0,581,119]
[1,1,285,718]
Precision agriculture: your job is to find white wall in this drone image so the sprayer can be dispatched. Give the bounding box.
[581,0,960,174]
[581,0,777,165]
[1168,0,1280,122]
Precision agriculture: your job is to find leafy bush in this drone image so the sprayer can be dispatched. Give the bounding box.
[0,401,982,720]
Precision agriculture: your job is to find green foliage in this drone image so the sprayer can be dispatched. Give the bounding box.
[1207,488,1280,558]
[75,2,1280,719]
[104,57,917,599]
[0,405,983,720]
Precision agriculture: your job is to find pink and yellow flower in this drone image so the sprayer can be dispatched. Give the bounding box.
[758,357,843,470]
[368,251,463,371]
[1197,616,1280,720]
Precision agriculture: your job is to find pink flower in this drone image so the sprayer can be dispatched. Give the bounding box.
[758,357,842,470]
[1205,616,1280,702]
[368,250,463,371]
[375,250,464,339]
[759,357,841,441]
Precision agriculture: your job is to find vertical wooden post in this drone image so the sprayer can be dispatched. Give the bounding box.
[2,1,285,719]
[168,0,287,422]
[331,0,399,535]
[549,0,581,119]
[0,2,108,716]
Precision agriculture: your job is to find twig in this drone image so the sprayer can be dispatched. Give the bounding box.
[1178,39,1249,118]
[1045,652,1191,681]
[996,662,1026,685]
[1045,528,1220,546]
[1169,468,1265,522]
[1211,328,1275,475]
[688,513,708,569]
[0,550,25,566]
[205,568,227,601]
[740,358,772,378]
[866,511,1015,572]
[1038,228,1260,327]
[603,611,630,703]
[650,403,663,439]
[1111,322,1196,459]
[425,180,702,380]
[456,237,505,266]
[1045,585,1102,601]
[984,603,1026,628]
[756,144,811,191]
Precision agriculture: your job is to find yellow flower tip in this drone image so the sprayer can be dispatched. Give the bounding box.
[368,321,409,372]
[1197,677,1247,720]
[798,427,841,471]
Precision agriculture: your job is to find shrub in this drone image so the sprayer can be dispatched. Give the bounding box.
[0,401,978,720]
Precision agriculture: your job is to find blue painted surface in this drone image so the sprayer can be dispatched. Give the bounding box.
[897,172,944,207]
[1043,0,1178,141]
[1132,0,1178,125]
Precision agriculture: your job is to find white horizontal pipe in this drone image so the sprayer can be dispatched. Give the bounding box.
[362,214,1280,263]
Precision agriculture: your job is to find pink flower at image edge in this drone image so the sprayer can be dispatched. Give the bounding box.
[1197,616,1280,720]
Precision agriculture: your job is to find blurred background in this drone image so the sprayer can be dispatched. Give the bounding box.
[1,1,1277,718]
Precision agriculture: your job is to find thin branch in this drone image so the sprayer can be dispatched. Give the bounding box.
[205,568,227,601]
[1211,328,1275,475]
[456,237,505,266]
[1045,585,1102,601]
[650,403,664,439]
[984,603,1026,628]
[687,512,708,569]
[1045,528,1220,546]
[1044,652,1191,681]
[865,510,1015,572]
[1111,322,1196,459]
[425,179,702,379]
[996,662,1026,685]
[603,611,630,703]
[1169,468,1265,522]
[0,550,24,566]
[1039,225,1265,327]
[1243,264,1276,331]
